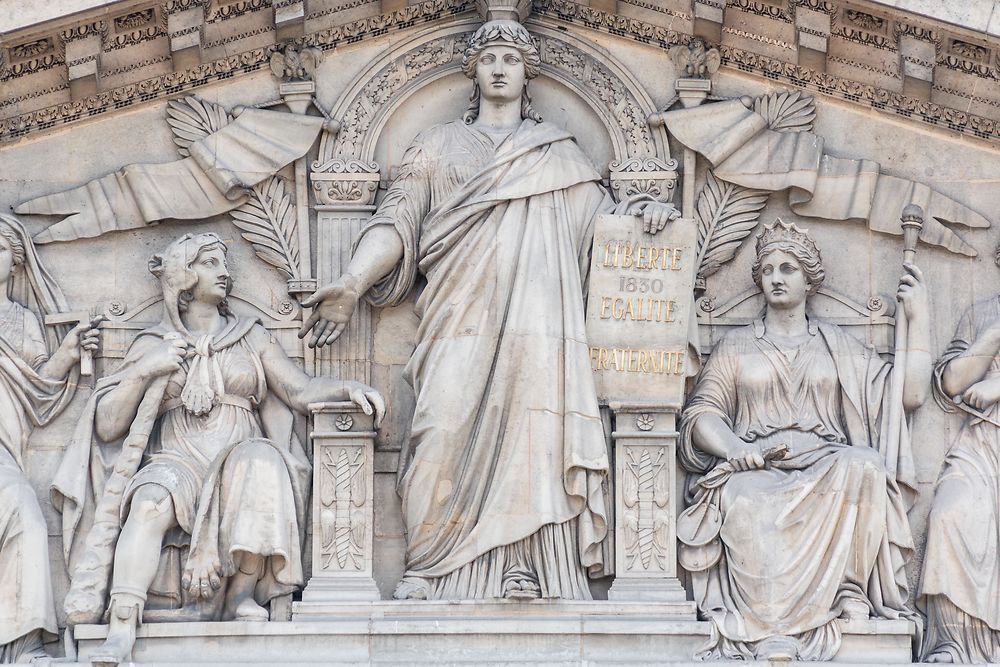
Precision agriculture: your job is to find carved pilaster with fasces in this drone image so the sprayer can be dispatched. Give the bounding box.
[310,159,379,385]
[297,402,380,609]
[607,405,686,601]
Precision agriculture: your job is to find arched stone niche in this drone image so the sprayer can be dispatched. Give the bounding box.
[311,16,678,208]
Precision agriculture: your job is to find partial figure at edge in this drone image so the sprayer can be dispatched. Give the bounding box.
[0,214,100,664]
[919,272,1000,663]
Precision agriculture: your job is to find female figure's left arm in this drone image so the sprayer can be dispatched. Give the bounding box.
[896,263,931,412]
[253,326,385,424]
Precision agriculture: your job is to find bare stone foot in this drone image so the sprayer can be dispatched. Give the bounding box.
[925,651,955,663]
[755,635,800,662]
[503,578,541,601]
[232,597,269,622]
[839,599,871,621]
[392,576,430,600]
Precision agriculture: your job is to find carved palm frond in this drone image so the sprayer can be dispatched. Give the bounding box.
[166,96,233,157]
[754,91,816,133]
[695,170,770,282]
[230,176,301,280]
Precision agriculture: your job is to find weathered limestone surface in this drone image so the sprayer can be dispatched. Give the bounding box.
[0,0,999,664]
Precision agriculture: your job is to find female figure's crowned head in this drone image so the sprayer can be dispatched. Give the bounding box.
[752,219,826,312]
[461,20,542,124]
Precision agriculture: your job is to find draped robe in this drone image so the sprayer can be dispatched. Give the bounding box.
[920,296,1000,662]
[677,318,916,660]
[0,302,71,657]
[363,119,618,598]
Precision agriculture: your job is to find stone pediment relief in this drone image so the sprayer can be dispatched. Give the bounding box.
[1,2,1000,665]
[2,0,996,147]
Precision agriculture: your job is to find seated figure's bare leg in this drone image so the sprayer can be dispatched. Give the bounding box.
[223,552,269,621]
[90,485,177,666]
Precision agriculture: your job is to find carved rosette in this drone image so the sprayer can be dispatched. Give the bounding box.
[311,159,381,206]
[609,157,679,204]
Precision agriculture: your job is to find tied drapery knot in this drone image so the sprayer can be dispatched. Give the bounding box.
[180,334,224,416]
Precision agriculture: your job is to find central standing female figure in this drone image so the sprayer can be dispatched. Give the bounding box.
[677,220,929,661]
[300,19,677,600]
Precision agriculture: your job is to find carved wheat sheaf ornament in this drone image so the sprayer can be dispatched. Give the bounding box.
[165,96,233,157]
[694,170,770,286]
[230,177,302,280]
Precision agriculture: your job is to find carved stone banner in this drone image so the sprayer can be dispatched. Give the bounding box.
[585,214,697,404]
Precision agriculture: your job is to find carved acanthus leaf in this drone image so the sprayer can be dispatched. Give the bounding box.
[230,177,301,280]
[166,96,232,157]
[753,91,816,133]
[694,170,770,283]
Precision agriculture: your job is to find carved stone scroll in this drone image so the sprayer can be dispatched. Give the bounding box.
[296,401,380,611]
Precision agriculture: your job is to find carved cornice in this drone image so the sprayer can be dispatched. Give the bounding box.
[719,43,998,140]
[0,0,473,144]
[206,0,271,23]
[532,0,999,143]
[832,7,892,50]
[104,8,164,51]
[533,0,690,47]
[303,0,472,47]
[1,38,64,81]
[789,0,835,15]
[721,26,795,50]
[726,0,792,24]
[165,0,208,12]
[0,0,998,146]
[617,0,689,21]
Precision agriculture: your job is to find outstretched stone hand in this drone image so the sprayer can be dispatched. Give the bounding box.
[297,274,361,348]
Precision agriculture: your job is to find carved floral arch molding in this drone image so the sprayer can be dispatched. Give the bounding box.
[312,17,677,206]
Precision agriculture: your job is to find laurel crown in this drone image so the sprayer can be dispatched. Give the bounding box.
[755,218,820,259]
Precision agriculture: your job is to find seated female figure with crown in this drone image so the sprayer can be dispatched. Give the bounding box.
[676,220,929,661]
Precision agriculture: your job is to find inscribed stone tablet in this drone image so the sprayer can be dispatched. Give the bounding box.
[585,214,697,404]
